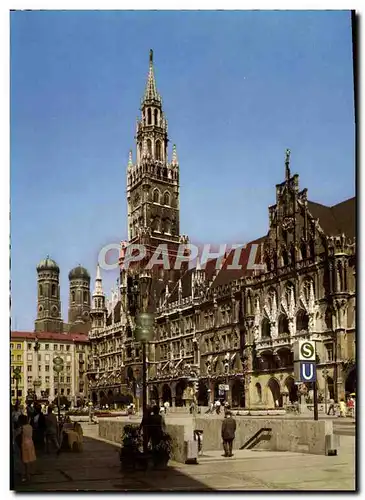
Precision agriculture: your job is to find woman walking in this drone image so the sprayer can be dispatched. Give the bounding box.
[18,415,37,482]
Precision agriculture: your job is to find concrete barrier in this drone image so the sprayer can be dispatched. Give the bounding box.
[193,417,334,455]
[98,416,334,458]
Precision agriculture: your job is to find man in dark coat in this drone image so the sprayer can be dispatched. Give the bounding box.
[221,410,236,457]
[32,404,46,452]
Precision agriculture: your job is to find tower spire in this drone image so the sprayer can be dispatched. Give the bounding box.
[143,49,160,103]
[285,148,291,181]
[93,264,103,296]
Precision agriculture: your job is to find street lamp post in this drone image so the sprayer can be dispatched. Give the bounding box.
[322,367,329,415]
[13,366,21,406]
[135,311,154,455]
[127,268,153,455]
[33,339,41,401]
[53,356,64,420]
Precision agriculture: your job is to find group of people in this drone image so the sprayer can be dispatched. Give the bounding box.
[327,395,356,418]
[205,400,230,415]
[12,403,60,483]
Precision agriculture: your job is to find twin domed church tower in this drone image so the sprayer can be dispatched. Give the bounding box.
[34,257,105,334]
[34,49,181,334]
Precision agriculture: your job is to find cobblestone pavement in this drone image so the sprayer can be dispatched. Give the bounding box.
[13,426,356,492]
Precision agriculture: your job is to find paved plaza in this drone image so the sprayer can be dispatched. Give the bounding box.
[13,421,356,492]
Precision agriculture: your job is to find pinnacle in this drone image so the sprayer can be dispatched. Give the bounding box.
[171,144,179,166]
[143,49,161,104]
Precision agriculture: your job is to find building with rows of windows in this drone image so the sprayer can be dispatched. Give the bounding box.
[86,50,356,409]
[10,257,92,405]
[10,331,90,406]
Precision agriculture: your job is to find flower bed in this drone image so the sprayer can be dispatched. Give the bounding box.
[66,410,127,418]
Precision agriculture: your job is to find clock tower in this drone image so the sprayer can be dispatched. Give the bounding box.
[124,50,187,281]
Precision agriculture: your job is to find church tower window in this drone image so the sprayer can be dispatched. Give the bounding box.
[147,139,152,156]
[153,189,160,203]
[163,191,170,206]
[156,140,162,160]
[154,109,158,126]
[147,108,152,125]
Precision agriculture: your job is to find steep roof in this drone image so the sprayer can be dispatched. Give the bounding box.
[211,236,267,288]
[307,197,356,238]
[11,331,89,343]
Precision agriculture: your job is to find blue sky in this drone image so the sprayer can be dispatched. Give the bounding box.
[10,10,355,330]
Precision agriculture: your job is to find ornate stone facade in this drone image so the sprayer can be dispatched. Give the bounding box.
[86,52,356,409]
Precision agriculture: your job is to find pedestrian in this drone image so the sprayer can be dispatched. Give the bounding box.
[221,410,236,458]
[12,404,23,428]
[347,396,355,418]
[215,400,221,415]
[17,414,36,482]
[327,398,336,416]
[164,401,170,414]
[45,406,60,454]
[339,398,347,418]
[149,405,165,450]
[32,404,46,452]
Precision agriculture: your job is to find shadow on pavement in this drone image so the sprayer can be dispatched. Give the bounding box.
[13,436,214,492]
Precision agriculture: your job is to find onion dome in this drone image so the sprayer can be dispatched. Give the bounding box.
[68,265,90,281]
[37,256,60,273]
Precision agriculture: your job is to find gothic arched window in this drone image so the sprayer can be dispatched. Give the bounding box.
[71,291,75,303]
[153,189,160,203]
[285,283,295,309]
[164,219,171,234]
[147,139,152,156]
[84,291,89,303]
[296,309,309,332]
[261,317,271,338]
[147,108,152,125]
[155,140,162,160]
[51,284,56,296]
[337,262,344,292]
[39,284,43,296]
[163,191,170,206]
[282,246,289,266]
[278,313,289,335]
[290,244,296,264]
[154,109,158,126]
[301,241,307,260]
[153,217,160,232]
